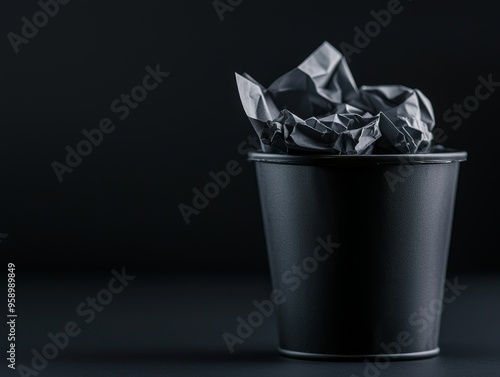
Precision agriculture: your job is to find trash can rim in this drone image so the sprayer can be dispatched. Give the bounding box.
[248,149,467,165]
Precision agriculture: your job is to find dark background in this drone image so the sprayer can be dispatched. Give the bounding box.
[1,0,498,275]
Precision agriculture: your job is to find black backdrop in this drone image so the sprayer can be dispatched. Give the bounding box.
[1,0,498,274]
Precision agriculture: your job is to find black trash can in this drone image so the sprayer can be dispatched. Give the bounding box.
[248,149,467,360]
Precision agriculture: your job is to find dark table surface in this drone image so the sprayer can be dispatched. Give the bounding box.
[10,273,500,376]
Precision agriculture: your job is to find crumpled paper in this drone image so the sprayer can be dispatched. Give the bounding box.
[236,42,435,154]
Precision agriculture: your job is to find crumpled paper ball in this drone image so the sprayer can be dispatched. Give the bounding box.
[236,41,435,154]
